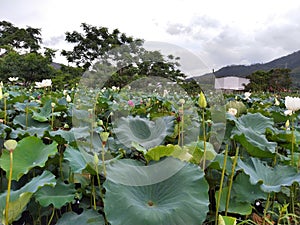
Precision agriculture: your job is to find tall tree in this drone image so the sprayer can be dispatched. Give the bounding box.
[0,50,56,83]
[245,68,292,92]
[62,23,186,87]
[0,20,42,53]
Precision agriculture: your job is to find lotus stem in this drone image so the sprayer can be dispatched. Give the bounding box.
[202,109,207,170]
[25,104,28,130]
[290,184,295,215]
[180,103,184,146]
[291,117,296,167]
[47,207,55,225]
[4,96,7,124]
[51,104,55,130]
[102,143,107,177]
[5,149,13,225]
[225,146,239,216]
[263,193,271,225]
[215,145,228,225]
[92,176,97,210]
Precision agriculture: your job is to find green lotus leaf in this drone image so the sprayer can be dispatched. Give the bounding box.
[145,144,192,162]
[113,116,174,149]
[10,127,50,139]
[13,113,50,128]
[56,209,105,225]
[0,171,56,224]
[32,99,52,122]
[218,215,237,225]
[104,159,209,225]
[64,146,121,175]
[49,127,91,144]
[0,136,58,181]
[216,187,252,215]
[209,154,233,174]
[185,141,217,164]
[13,101,39,112]
[231,113,277,158]
[64,146,94,173]
[215,172,267,215]
[35,180,76,208]
[238,157,300,192]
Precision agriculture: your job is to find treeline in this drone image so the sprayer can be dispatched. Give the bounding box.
[245,68,292,92]
[0,21,202,94]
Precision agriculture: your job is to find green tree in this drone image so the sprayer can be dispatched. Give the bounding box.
[245,68,292,92]
[245,70,269,92]
[0,20,42,53]
[0,50,56,83]
[62,23,187,88]
[268,68,292,92]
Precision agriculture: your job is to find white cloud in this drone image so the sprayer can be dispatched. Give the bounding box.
[1,0,300,72]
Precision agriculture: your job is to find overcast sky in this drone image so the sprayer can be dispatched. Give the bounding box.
[1,0,300,75]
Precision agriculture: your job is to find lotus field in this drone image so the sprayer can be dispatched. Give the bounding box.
[0,78,300,225]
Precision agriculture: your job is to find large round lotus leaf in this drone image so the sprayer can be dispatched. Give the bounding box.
[56,209,105,225]
[0,136,58,181]
[113,116,174,149]
[104,159,209,225]
[231,113,277,158]
[238,157,300,193]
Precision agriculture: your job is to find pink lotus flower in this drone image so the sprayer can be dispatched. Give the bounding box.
[128,100,134,107]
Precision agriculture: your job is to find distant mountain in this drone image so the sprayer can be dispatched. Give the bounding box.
[189,50,300,89]
[212,50,300,78]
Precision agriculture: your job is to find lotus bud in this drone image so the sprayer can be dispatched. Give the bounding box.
[98,120,103,126]
[51,102,56,108]
[4,93,9,98]
[285,120,290,129]
[93,152,99,165]
[198,91,207,108]
[4,139,18,152]
[64,123,69,129]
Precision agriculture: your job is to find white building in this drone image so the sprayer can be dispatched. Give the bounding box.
[215,76,250,90]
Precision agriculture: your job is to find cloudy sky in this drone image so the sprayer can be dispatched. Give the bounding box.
[1,0,300,75]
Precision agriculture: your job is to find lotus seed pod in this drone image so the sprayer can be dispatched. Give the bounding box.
[4,139,18,151]
[100,132,110,143]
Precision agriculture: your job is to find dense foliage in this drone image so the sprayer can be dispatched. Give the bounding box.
[0,80,300,225]
[245,68,292,92]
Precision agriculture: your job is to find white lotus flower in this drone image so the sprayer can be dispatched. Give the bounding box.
[228,108,238,116]
[284,109,293,116]
[8,77,19,82]
[66,94,71,102]
[35,79,52,88]
[284,96,300,114]
[244,92,251,100]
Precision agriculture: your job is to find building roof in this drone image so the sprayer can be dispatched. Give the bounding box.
[215,76,250,90]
